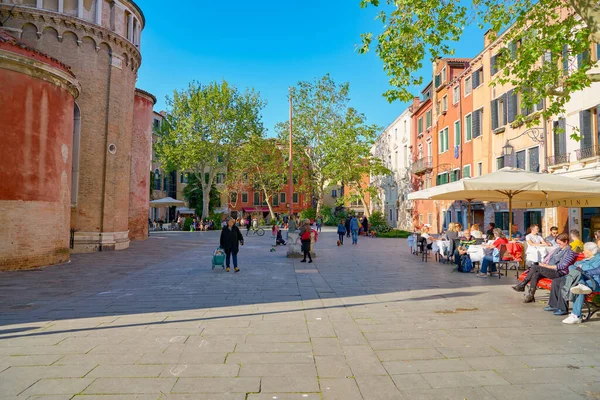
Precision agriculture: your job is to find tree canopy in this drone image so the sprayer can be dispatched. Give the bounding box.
[155,80,265,218]
[359,0,600,123]
[227,135,287,219]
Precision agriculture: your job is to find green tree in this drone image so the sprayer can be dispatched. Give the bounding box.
[155,81,265,219]
[182,173,221,216]
[228,135,287,219]
[325,107,388,217]
[359,0,600,126]
[275,74,350,215]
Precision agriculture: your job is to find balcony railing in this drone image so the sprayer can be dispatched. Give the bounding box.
[547,153,570,166]
[575,145,600,161]
[411,156,433,175]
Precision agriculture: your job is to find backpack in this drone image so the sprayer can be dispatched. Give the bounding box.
[461,256,473,273]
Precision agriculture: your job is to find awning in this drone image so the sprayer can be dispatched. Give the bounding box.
[176,207,195,214]
[242,207,271,212]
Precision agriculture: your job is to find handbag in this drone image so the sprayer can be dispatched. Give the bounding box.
[301,231,311,240]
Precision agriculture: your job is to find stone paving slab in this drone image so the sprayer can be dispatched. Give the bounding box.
[0,230,598,399]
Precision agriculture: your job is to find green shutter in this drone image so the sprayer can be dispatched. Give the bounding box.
[466,114,472,141]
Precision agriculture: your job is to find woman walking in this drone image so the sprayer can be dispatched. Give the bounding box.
[337,219,346,245]
[220,217,244,273]
[299,220,313,263]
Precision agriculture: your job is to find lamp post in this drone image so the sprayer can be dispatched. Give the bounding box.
[502,140,514,168]
[288,88,293,217]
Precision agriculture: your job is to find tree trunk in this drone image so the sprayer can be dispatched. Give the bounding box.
[201,186,210,220]
[263,189,276,220]
[359,193,371,218]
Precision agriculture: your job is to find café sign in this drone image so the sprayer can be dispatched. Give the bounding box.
[513,198,600,208]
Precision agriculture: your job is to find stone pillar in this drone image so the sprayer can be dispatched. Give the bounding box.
[36,0,43,8]
[95,0,103,24]
[129,89,156,241]
[127,13,133,42]
[77,0,83,19]
[58,0,64,12]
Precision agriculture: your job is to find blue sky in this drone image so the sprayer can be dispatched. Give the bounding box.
[135,0,485,135]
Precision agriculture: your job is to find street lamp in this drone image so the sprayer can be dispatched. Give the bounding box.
[502,140,514,168]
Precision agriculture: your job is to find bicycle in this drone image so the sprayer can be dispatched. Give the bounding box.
[246,226,265,236]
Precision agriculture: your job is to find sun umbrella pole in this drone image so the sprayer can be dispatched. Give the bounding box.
[508,194,513,240]
[467,199,473,229]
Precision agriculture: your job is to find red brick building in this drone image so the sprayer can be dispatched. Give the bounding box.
[227,181,311,219]
[410,82,437,230]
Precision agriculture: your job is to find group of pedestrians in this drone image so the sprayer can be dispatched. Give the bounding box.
[337,215,368,245]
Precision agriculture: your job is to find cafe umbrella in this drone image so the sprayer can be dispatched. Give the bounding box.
[149,197,186,223]
[408,168,600,238]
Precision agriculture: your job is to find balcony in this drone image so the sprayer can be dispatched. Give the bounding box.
[411,156,433,175]
[547,153,570,167]
[575,145,600,161]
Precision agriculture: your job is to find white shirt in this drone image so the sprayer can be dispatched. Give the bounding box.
[526,233,545,245]
[470,230,483,239]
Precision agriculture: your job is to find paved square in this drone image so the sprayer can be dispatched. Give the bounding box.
[0,229,599,399]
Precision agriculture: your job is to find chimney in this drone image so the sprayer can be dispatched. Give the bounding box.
[411,96,421,112]
[484,29,496,48]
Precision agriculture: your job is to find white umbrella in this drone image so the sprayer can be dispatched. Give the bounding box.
[408,168,600,237]
[149,197,186,223]
[149,197,185,207]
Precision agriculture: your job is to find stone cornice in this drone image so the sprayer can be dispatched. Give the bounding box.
[0,48,81,98]
[0,5,142,67]
[135,88,157,105]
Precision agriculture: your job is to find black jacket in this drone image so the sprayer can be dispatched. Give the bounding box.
[220,225,244,252]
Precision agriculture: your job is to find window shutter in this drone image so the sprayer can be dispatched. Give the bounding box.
[472,71,479,88]
[559,118,567,155]
[491,99,499,130]
[543,50,552,64]
[435,74,441,88]
[466,114,472,140]
[580,110,593,148]
[562,45,569,75]
[491,55,497,76]
[473,109,481,138]
[502,92,508,126]
[553,121,561,156]
[494,213,503,229]
[507,90,518,123]
[578,49,589,69]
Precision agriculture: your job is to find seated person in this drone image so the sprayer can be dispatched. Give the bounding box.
[420,226,433,250]
[477,228,509,277]
[454,231,477,267]
[513,233,577,303]
[526,224,550,247]
[470,224,483,239]
[595,230,600,247]
[511,224,524,240]
[546,242,600,321]
[545,226,559,246]
[276,229,287,245]
[485,222,496,238]
[570,229,584,252]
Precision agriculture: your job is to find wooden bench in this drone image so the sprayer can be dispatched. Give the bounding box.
[517,271,600,322]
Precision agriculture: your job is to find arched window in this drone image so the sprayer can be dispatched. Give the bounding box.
[71,104,81,205]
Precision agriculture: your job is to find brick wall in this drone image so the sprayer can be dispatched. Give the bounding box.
[128,90,155,240]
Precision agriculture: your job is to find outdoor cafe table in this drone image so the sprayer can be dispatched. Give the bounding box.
[466,244,486,263]
[525,245,551,264]
[433,240,450,258]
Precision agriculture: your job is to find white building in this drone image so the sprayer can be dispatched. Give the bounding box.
[546,48,600,242]
[370,107,413,229]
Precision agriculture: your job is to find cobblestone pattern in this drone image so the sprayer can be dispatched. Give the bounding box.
[0,229,599,399]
